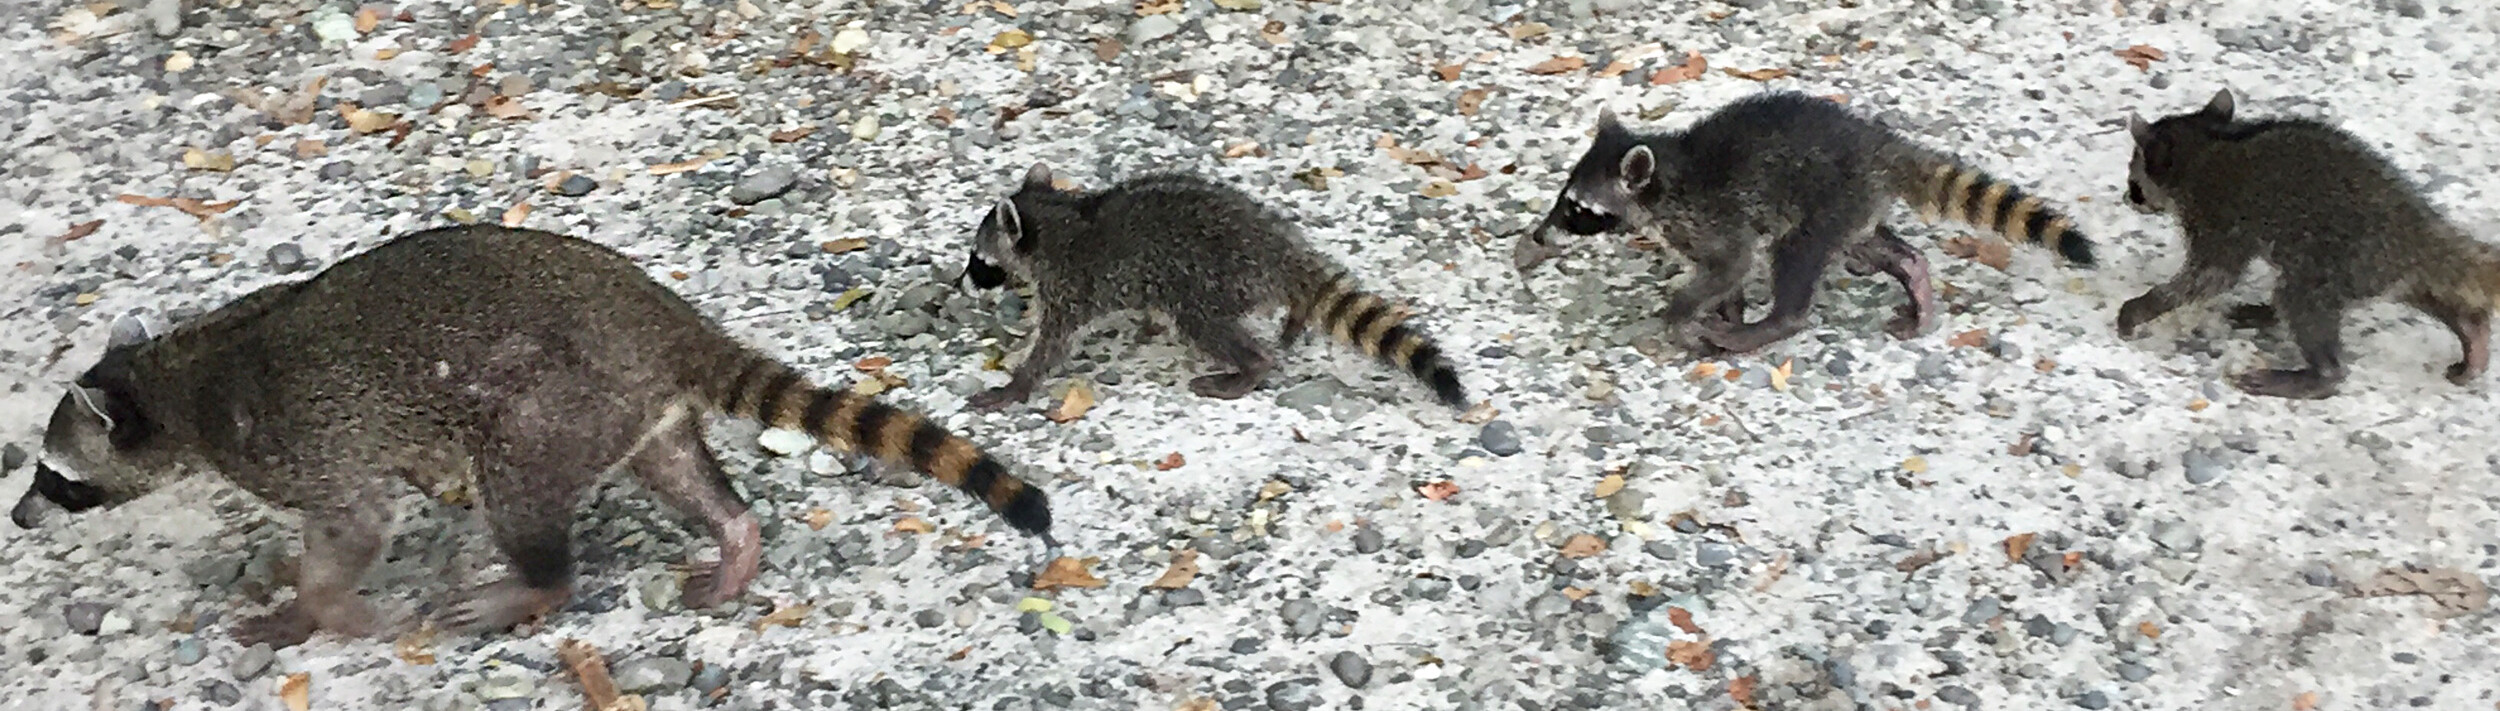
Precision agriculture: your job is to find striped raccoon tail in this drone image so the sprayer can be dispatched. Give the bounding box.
[1893,153,2097,267]
[1283,271,1469,409]
[713,354,1051,537]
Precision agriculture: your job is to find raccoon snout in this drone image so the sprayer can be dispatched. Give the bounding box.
[962,254,1008,290]
[11,488,62,529]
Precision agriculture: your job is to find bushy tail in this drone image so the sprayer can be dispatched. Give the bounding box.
[1284,271,1469,409]
[1891,154,2097,267]
[711,353,1050,537]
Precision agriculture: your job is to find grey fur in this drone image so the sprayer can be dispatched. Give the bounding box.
[963,164,1469,409]
[2119,89,2499,398]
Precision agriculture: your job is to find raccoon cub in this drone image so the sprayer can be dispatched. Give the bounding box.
[2119,89,2498,398]
[1521,92,2097,354]
[9,225,1052,648]
[959,163,1468,410]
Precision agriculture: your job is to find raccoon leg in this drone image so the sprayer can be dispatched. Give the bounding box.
[2226,304,2279,329]
[1176,313,1275,400]
[972,305,1085,411]
[1659,246,1754,349]
[1704,228,1836,353]
[442,469,581,633]
[2407,294,2490,383]
[2233,290,2349,399]
[1845,225,1935,340]
[2117,241,2256,339]
[631,417,760,608]
[234,501,393,647]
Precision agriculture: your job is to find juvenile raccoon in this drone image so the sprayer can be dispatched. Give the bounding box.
[959,164,1468,410]
[9,225,1052,647]
[2119,89,2498,398]
[1520,92,2097,354]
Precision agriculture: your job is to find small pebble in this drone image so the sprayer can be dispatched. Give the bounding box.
[1329,651,1373,688]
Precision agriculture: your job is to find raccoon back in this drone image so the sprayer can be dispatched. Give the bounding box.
[1027,174,1319,313]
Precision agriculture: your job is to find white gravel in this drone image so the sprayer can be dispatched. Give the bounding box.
[3,0,2497,710]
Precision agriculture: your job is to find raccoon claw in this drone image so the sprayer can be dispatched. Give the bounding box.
[1884,309,1933,341]
[967,387,1027,411]
[2231,369,2340,400]
[1188,372,1262,400]
[2446,361,2483,385]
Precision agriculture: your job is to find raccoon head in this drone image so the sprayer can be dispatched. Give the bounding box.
[2126,89,2237,215]
[964,162,1069,290]
[12,321,183,530]
[1536,108,1674,244]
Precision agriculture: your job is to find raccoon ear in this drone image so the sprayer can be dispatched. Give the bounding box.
[2126,113,2153,144]
[1022,162,1054,191]
[1618,144,1658,190]
[1595,107,1624,135]
[2201,89,2235,121]
[991,198,1032,253]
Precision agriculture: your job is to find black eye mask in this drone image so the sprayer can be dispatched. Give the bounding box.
[32,463,106,513]
[963,254,1009,290]
[1548,193,1622,236]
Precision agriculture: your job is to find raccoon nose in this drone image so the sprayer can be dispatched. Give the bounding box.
[11,489,61,529]
[2124,183,2145,205]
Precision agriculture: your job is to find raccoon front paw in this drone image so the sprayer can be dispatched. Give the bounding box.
[967,386,1029,411]
[2115,298,2163,339]
[2231,369,2341,400]
[1884,307,1934,341]
[438,582,569,634]
[231,605,319,649]
[1188,372,1263,400]
[2447,360,2485,385]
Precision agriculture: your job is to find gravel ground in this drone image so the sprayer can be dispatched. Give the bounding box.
[4,0,2499,709]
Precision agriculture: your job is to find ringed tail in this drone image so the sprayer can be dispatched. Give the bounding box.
[714,354,1051,537]
[1287,273,1469,409]
[1902,159,2097,267]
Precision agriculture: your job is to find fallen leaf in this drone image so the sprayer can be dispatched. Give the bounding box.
[1559,534,1607,558]
[447,32,480,53]
[1526,56,1587,75]
[1503,21,1549,40]
[116,194,241,222]
[853,356,893,372]
[1433,62,1463,81]
[57,219,103,243]
[500,201,530,227]
[2008,433,2036,456]
[1724,67,1791,81]
[344,108,398,134]
[1896,549,1946,573]
[1290,166,1343,190]
[278,673,310,711]
[1947,328,1990,349]
[293,139,326,158]
[182,147,236,172]
[1769,358,1792,391]
[2292,692,2318,711]
[752,602,812,631]
[1687,362,1722,381]
[557,639,639,711]
[1033,556,1108,591]
[1093,37,1123,61]
[1900,456,1929,474]
[988,28,1031,52]
[1729,675,1758,708]
[1258,20,1288,46]
[1177,699,1219,711]
[1147,549,1200,590]
[648,157,710,175]
[2138,621,2162,638]
[2187,398,2210,412]
[1456,87,1489,116]
[821,237,869,254]
[1415,480,1460,501]
[1222,141,1262,158]
[1667,607,1704,635]
[1592,474,1626,499]
[2347,566,2491,616]
[894,517,936,534]
[1134,0,1180,15]
[1154,452,1185,470]
[1457,400,1497,424]
[804,508,833,530]
[1560,586,1593,601]
[1939,235,2014,271]
[2115,43,2166,72]
[393,625,437,665]
[2035,358,2058,373]
[1419,179,1458,198]
[1048,381,1096,423]
[1595,60,1635,78]
[1650,51,1708,85]
[2004,532,2036,563]
[1667,640,1716,671]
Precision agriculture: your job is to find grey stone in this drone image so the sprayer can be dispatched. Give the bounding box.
[2116,663,2152,682]
[1962,597,2002,626]
[730,166,799,205]
[1164,588,1207,607]
[553,174,598,196]
[1478,420,1522,457]
[229,644,275,679]
[1264,678,1322,711]
[1527,592,1572,619]
[1352,527,1384,554]
[4,443,28,471]
[407,82,444,110]
[2181,447,2227,484]
[1282,599,1324,638]
[692,664,728,693]
[201,680,242,706]
[173,637,205,666]
[1329,651,1372,688]
[2149,519,2201,553]
[1938,686,1980,707]
[267,243,311,274]
[1695,541,1736,567]
[1129,14,1182,44]
[63,602,108,635]
[2076,691,2110,709]
[474,674,533,700]
[2302,563,2336,587]
[2024,615,2055,638]
[612,657,693,694]
[145,0,181,36]
[1405,577,1452,601]
[1916,352,1951,380]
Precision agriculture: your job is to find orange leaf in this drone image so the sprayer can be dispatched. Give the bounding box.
[293,139,326,158]
[278,673,310,711]
[57,219,103,243]
[1939,235,2013,271]
[353,7,380,34]
[2115,44,2166,72]
[1559,534,1607,559]
[770,126,817,143]
[1948,329,1990,349]
[1033,556,1108,591]
[1729,675,1758,708]
[1416,480,1460,501]
[803,508,833,531]
[447,32,480,54]
[499,201,530,228]
[854,356,893,372]
[2138,621,2162,638]
[1723,67,1791,81]
[1526,56,1587,75]
[1667,640,1715,671]
[1154,452,1186,471]
[1649,51,1707,85]
[2291,692,2318,711]
[752,602,812,631]
[483,95,533,120]
[1560,586,1593,601]
[1667,606,1704,635]
[2004,532,2036,562]
[894,517,935,534]
[1047,381,1096,423]
[1433,63,1463,81]
[1094,37,1123,62]
[1686,362,1722,381]
[1456,88,1489,116]
[1147,549,1200,590]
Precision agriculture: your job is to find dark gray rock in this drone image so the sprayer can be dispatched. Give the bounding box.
[1329,651,1372,688]
[1264,678,1322,711]
[730,166,799,205]
[64,602,109,635]
[1478,420,1522,457]
[266,243,310,274]
[553,174,598,196]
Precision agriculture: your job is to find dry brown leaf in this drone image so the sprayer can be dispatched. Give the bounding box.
[1503,21,1549,41]
[1526,56,1587,75]
[1896,549,1946,573]
[1560,586,1593,601]
[1724,67,1791,81]
[803,508,833,531]
[1594,60,1635,78]
[1258,20,1288,46]
[57,219,103,243]
[477,94,530,120]
[1667,607,1704,635]
[2187,398,2210,412]
[1900,456,1929,473]
[648,158,710,175]
[1947,328,1990,349]
[2138,621,2162,638]
[1667,640,1716,671]
[851,356,894,373]
[1650,51,1708,85]
[182,147,236,172]
[500,201,530,227]
[821,237,870,254]
[1729,675,1758,708]
[1457,400,1497,424]
[447,32,480,53]
[894,517,936,534]
[2004,532,2036,563]
[1769,358,1793,391]
[1456,87,1489,116]
[1033,556,1108,591]
[1147,549,1200,590]
[1176,699,1219,711]
[988,28,1032,52]
[345,107,399,134]
[2008,433,2036,457]
[1415,480,1460,501]
[393,624,437,665]
[1154,452,1185,471]
[1222,141,1261,158]
[1456,163,1489,182]
[353,7,380,33]
[768,126,816,143]
[117,194,241,222]
[1687,362,1722,381]
[2292,692,2318,711]
[294,139,326,158]
[2115,44,2166,72]
[1592,474,1626,499]
[753,602,812,631]
[1558,534,1607,559]
[1419,180,1458,198]
[558,639,644,711]
[1048,381,1096,423]
[1939,235,2014,271]
[2347,566,2491,616]
[1433,63,1463,81]
[279,673,310,711]
[1094,37,1123,62]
